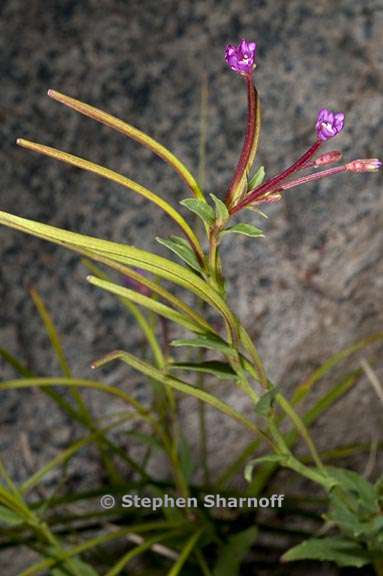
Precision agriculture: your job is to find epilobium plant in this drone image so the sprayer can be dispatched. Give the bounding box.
[0,39,382,575]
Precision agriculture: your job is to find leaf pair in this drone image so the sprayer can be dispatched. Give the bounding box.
[180,196,263,238]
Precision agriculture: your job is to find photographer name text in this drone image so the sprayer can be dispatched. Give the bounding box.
[100,493,285,511]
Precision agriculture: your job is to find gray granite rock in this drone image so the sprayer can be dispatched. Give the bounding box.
[0,1,382,573]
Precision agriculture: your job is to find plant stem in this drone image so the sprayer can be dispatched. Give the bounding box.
[208,226,220,289]
[276,393,326,474]
[231,140,321,213]
[225,75,258,208]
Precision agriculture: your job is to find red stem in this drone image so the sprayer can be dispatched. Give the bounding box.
[278,164,346,191]
[231,140,322,214]
[225,75,257,207]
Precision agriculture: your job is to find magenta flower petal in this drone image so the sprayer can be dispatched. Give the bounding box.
[225,39,256,75]
[315,108,345,141]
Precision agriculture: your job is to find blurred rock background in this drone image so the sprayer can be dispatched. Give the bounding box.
[0,0,382,570]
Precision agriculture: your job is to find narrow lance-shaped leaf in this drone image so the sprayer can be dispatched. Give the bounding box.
[171,335,235,354]
[210,193,229,226]
[247,165,265,191]
[169,360,236,381]
[167,529,204,576]
[20,524,186,576]
[213,526,258,576]
[82,258,164,368]
[156,235,204,274]
[86,275,207,334]
[30,288,72,378]
[105,531,181,576]
[48,89,205,200]
[180,198,215,227]
[92,350,266,437]
[20,414,137,495]
[52,558,99,576]
[30,286,124,484]
[0,346,147,480]
[0,378,153,422]
[80,250,216,335]
[0,210,237,331]
[292,331,383,405]
[222,223,264,238]
[281,537,370,568]
[17,138,205,266]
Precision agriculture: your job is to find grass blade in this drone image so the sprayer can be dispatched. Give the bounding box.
[167,529,204,576]
[105,531,180,576]
[19,522,185,576]
[30,288,72,378]
[20,414,138,494]
[292,332,383,405]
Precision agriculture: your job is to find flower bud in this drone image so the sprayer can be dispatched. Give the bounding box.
[345,158,382,173]
[312,150,342,167]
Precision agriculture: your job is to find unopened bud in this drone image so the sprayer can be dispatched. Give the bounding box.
[312,150,342,167]
[258,192,282,204]
[346,158,382,173]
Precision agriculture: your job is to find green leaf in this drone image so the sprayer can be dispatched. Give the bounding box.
[327,467,379,515]
[0,210,237,330]
[254,386,280,416]
[209,194,229,225]
[222,369,362,494]
[292,331,383,406]
[48,90,205,201]
[0,505,24,527]
[82,259,164,369]
[245,205,268,219]
[326,494,368,539]
[156,236,203,273]
[30,288,72,378]
[222,223,264,238]
[247,166,265,190]
[87,275,204,334]
[169,360,236,381]
[52,558,99,576]
[244,455,287,483]
[213,526,258,576]
[282,537,370,568]
[17,139,204,263]
[0,348,33,377]
[178,434,194,483]
[92,350,262,436]
[180,198,215,227]
[167,529,204,576]
[81,254,216,337]
[171,335,234,354]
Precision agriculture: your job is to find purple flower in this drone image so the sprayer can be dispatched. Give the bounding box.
[316,108,345,141]
[225,39,256,75]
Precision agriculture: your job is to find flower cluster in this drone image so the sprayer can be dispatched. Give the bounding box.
[224,39,380,214]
